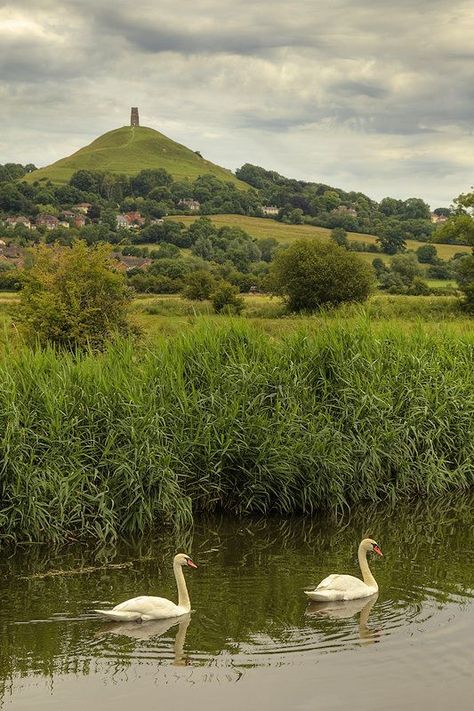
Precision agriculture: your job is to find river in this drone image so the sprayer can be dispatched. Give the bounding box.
[1,499,473,710]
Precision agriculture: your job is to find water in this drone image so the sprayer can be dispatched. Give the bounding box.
[1,500,473,710]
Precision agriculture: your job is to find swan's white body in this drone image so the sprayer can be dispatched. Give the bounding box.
[305,538,382,602]
[94,553,197,622]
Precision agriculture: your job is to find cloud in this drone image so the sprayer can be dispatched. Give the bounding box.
[1,0,474,206]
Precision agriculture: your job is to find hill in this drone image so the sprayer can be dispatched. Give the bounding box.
[166,214,464,261]
[24,126,247,187]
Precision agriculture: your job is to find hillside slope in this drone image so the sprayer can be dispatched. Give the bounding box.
[25,126,247,187]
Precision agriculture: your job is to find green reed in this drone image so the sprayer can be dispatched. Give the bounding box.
[0,318,473,544]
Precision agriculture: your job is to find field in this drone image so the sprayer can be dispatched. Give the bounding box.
[24,126,247,187]
[166,214,469,261]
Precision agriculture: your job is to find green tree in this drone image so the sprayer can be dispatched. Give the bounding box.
[210,281,245,314]
[330,227,349,249]
[453,254,474,310]
[376,219,407,254]
[16,241,134,350]
[434,215,474,245]
[270,239,373,311]
[416,244,438,264]
[183,270,216,300]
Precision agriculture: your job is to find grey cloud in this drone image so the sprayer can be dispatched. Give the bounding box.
[1,0,474,206]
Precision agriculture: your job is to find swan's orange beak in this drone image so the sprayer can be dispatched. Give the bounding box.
[373,545,383,557]
[187,559,198,569]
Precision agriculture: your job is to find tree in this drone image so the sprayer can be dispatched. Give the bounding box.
[330,227,349,249]
[434,215,474,245]
[416,244,438,264]
[183,270,216,300]
[270,239,373,311]
[453,254,474,311]
[210,281,245,314]
[376,219,407,254]
[16,241,135,350]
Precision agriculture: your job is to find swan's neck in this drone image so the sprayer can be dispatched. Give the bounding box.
[358,545,377,589]
[174,562,191,611]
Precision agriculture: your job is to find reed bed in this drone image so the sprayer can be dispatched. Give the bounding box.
[0,319,473,544]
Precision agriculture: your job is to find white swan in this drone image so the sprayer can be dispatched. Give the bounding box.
[94,553,198,622]
[304,538,382,602]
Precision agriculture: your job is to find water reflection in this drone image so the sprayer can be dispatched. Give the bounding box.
[306,593,380,645]
[0,497,473,701]
[97,614,192,666]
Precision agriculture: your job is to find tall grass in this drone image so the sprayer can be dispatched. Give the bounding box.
[0,319,473,544]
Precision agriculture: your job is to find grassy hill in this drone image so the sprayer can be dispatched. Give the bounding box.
[166,214,466,261]
[25,126,247,187]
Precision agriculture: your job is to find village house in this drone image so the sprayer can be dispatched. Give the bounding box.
[73,202,92,214]
[178,199,200,212]
[261,205,279,216]
[36,214,60,230]
[110,252,152,272]
[124,211,146,227]
[6,216,32,229]
[116,214,130,229]
[430,213,449,224]
[0,243,25,268]
[331,205,358,217]
[73,214,86,228]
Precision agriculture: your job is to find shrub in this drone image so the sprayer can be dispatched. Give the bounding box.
[453,254,474,311]
[210,281,245,314]
[416,244,438,264]
[270,239,373,311]
[330,227,349,248]
[183,270,216,301]
[16,241,134,349]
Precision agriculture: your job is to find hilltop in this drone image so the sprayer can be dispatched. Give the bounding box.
[25,126,247,187]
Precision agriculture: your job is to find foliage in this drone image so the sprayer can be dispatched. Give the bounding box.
[330,227,349,248]
[183,270,216,301]
[0,321,473,544]
[210,281,245,314]
[270,239,373,311]
[16,241,135,349]
[416,244,438,264]
[433,215,474,245]
[453,254,474,311]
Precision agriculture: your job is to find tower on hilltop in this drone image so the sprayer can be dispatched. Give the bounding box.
[130,107,139,127]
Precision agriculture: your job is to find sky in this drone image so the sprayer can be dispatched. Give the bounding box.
[1,0,474,208]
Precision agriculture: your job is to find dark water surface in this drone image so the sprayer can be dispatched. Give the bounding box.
[1,500,473,710]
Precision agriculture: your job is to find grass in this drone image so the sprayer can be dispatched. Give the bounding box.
[24,126,247,187]
[0,318,473,545]
[166,215,469,261]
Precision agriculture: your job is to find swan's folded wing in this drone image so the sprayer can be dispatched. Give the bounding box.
[113,595,179,617]
[315,574,369,595]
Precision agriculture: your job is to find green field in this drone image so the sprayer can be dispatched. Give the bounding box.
[24,126,247,187]
[166,214,468,261]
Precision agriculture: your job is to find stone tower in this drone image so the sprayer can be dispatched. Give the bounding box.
[130,107,139,127]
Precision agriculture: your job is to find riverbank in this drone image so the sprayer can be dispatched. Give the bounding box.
[0,319,473,544]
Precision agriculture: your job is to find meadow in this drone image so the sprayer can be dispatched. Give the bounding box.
[0,304,473,545]
[166,214,469,261]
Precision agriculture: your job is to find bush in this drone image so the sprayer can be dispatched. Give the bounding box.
[330,227,349,248]
[183,270,216,301]
[210,281,245,314]
[416,244,438,264]
[16,241,135,350]
[453,254,474,311]
[270,239,373,311]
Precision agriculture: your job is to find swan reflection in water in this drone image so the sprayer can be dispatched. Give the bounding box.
[98,612,192,665]
[305,593,380,644]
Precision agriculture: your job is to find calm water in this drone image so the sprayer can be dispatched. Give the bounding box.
[1,500,473,710]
